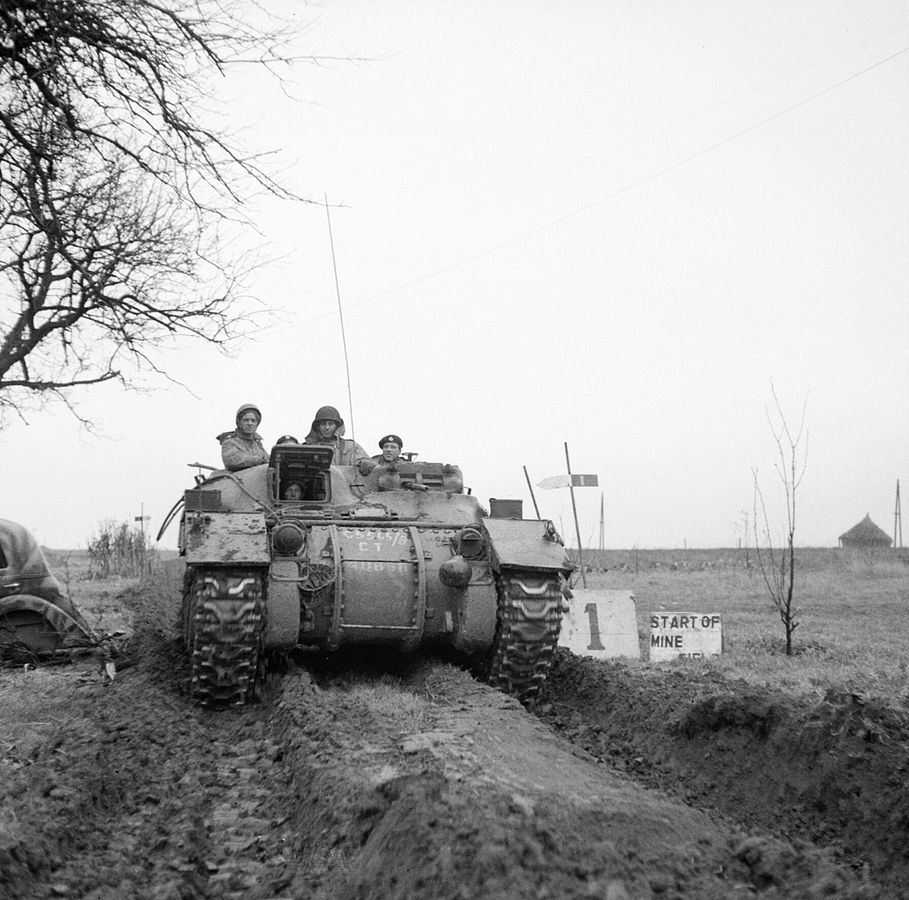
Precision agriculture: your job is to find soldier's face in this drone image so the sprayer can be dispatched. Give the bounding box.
[238,413,259,436]
[318,420,337,438]
[381,442,400,462]
[285,483,303,500]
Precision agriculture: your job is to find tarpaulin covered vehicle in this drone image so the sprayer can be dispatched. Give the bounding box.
[0,518,94,656]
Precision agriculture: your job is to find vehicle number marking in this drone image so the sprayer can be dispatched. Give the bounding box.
[348,560,395,573]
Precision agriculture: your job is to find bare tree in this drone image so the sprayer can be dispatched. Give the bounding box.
[0,122,261,421]
[0,0,297,205]
[0,0,315,422]
[752,385,808,655]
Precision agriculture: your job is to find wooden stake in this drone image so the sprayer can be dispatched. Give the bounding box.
[564,442,586,587]
[599,491,605,551]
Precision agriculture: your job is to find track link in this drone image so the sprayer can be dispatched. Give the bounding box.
[183,568,266,707]
[486,570,564,703]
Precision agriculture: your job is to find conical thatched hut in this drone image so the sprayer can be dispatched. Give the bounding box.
[838,514,892,549]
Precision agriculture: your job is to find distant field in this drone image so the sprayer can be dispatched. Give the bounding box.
[37,545,909,703]
[571,546,909,573]
[40,547,178,637]
[570,547,909,701]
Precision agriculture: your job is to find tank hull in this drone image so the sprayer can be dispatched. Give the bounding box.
[175,451,571,706]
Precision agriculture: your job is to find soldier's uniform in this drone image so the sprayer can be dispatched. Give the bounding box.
[217,402,269,471]
[303,405,372,470]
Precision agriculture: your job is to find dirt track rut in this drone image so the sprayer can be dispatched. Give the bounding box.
[0,575,886,899]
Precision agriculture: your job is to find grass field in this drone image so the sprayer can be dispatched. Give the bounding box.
[573,548,909,701]
[18,545,909,706]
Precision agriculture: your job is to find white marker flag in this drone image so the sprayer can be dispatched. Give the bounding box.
[537,475,571,489]
[537,474,599,489]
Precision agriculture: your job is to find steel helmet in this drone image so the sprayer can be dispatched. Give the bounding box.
[311,405,343,428]
[235,403,262,424]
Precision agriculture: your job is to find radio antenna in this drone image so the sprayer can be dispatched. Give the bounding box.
[325,194,356,439]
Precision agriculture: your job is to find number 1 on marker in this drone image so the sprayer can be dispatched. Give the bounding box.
[584,602,605,651]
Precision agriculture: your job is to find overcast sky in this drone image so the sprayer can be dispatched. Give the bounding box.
[3,0,908,550]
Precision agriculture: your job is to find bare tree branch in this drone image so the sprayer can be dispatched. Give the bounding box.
[0,0,303,203]
[0,0,318,423]
[1,117,263,423]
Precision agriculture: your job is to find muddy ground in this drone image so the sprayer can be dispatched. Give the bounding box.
[2,570,907,900]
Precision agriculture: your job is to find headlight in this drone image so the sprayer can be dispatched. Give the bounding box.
[272,523,305,556]
[439,555,472,589]
[455,525,485,559]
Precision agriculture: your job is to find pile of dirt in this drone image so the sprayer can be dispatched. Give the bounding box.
[274,660,877,899]
[537,650,909,894]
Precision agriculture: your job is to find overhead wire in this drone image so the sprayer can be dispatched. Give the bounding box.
[297,33,909,326]
[306,16,909,270]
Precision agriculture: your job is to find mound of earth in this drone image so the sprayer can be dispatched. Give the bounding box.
[536,651,909,896]
[0,573,895,899]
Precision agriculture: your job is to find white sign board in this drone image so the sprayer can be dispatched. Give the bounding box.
[649,613,722,661]
[559,589,640,660]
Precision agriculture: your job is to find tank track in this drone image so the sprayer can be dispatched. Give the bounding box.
[486,569,564,703]
[182,567,266,707]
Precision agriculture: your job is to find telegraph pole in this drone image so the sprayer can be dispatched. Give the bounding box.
[895,479,903,550]
[134,503,150,543]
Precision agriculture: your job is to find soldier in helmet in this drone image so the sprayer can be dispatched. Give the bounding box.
[303,405,374,473]
[217,403,269,471]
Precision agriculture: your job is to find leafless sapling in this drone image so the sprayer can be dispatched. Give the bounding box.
[752,385,808,656]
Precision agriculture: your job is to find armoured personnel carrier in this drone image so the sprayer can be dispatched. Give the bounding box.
[0,518,95,656]
[163,444,571,705]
